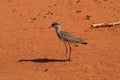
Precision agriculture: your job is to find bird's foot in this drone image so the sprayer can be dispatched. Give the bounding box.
[66,59,72,62]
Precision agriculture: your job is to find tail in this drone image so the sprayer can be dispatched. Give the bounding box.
[77,38,88,45]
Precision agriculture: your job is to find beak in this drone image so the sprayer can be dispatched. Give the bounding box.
[48,26,52,28]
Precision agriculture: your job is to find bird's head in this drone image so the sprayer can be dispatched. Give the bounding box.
[49,22,60,30]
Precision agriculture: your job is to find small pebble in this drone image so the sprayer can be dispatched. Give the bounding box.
[44,68,48,72]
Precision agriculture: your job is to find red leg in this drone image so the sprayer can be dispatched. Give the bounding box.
[63,41,68,61]
[68,42,72,61]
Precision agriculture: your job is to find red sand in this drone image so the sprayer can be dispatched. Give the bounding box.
[0,0,120,80]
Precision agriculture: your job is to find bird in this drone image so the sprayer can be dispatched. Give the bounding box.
[49,22,88,61]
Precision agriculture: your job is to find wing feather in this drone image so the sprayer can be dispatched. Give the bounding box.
[57,30,87,44]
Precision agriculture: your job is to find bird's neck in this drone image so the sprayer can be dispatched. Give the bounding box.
[55,26,61,33]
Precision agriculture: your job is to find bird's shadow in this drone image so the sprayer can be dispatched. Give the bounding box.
[18,58,67,63]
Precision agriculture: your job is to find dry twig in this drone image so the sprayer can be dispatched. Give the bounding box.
[91,21,120,28]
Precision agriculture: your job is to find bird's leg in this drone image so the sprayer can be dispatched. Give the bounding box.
[63,41,68,61]
[68,42,72,61]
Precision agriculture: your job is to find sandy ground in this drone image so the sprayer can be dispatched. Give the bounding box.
[0,0,120,80]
